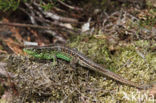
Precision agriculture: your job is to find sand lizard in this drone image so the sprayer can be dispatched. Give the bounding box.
[23,45,152,90]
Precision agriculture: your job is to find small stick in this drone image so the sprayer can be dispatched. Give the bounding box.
[57,0,83,11]
[0,22,55,30]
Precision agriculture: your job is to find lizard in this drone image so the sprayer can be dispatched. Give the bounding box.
[23,45,152,90]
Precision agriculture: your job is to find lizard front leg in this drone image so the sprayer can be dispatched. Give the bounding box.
[69,57,79,68]
[43,52,58,66]
[51,55,57,66]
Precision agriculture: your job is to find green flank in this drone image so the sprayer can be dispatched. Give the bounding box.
[23,48,72,62]
[55,52,71,62]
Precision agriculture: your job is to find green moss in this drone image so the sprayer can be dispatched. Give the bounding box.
[139,8,156,28]
[0,99,8,103]
[68,35,155,102]
[69,34,112,65]
[112,42,154,82]
[40,2,53,11]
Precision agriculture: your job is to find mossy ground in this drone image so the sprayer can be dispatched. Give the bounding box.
[4,35,155,103]
[0,1,156,102]
[68,35,155,102]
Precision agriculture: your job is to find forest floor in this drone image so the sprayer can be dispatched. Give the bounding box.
[0,0,156,102]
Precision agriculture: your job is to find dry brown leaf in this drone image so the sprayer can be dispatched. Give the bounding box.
[4,38,23,54]
[10,27,23,43]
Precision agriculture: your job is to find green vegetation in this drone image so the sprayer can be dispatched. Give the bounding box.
[40,2,53,11]
[139,8,156,28]
[0,0,21,11]
[0,0,63,12]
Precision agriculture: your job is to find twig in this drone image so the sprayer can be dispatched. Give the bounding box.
[33,1,79,23]
[53,7,66,13]
[19,8,37,24]
[0,22,55,30]
[57,0,83,11]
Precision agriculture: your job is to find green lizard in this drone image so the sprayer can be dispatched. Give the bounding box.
[23,45,153,90]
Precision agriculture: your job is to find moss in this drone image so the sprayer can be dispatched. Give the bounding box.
[68,35,155,102]
[112,41,155,82]
[0,99,8,103]
[5,35,155,102]
[40,1,54,11]
[138,8,156,28]
[69,34,112,66]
